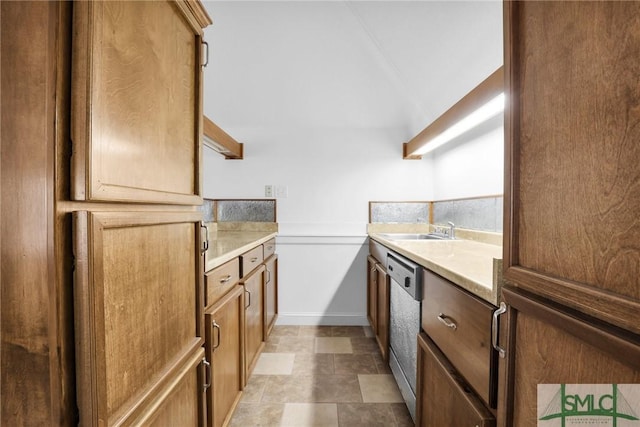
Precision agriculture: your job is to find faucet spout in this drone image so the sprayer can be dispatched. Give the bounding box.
[447,221,455,239]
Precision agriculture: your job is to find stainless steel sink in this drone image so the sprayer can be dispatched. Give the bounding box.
[378,233,449,241]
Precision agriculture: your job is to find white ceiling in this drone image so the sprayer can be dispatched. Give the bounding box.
[201,1,503,138]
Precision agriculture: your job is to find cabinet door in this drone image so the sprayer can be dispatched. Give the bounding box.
[264,254,279,339]
[131,348,207,427]
[497,287,640,427]
[243,265,266,383]
[205,285,245,427]
[367,255,378,334]
[71,1,210,204]
[504,1,640,333]
[375,263,390,362]
[417,333,495,427]
[73,211,204,426]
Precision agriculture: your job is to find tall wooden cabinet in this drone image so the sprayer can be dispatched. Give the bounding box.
[500,1,640,425]
[1,1,212,425]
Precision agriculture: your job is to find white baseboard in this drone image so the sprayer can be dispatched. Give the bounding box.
[276,313,369,326]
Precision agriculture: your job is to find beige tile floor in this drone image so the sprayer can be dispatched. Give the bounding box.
[230,325,415,427]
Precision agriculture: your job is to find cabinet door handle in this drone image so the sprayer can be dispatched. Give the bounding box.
[492,302,507,358]
[202,40,209,67]
[219,275,232,284]
[212,321,221,350]
[245,289,251,309]
[437,313,457,330]
[266,269,271,283]
[200,223,209,253]
[202,358,211,391]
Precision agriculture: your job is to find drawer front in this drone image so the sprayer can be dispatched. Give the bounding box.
[205,258,240,308]
[263,238,276,259]
[241,245,264,277]
[421,269,496,407]
[369,239,388,265]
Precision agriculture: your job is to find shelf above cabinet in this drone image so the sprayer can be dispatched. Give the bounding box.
[203,115,244,159]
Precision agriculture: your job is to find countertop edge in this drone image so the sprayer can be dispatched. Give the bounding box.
[369,233,501,307]
[205,231,278,272]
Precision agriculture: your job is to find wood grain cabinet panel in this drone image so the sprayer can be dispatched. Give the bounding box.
[242,265,266,384]
[240,245,264,277]
[416,333,495,427]
[205,258,240,309]
[73,211,204,426]
[71,0,207,204]
[366,256,378,334]
[504,0,640,334]
[264,254,279,338]
[421,269,497,407]
[205,285,245,427]
[375,263,390,362]
[131,348,207,427]
[497,287,640,427]
[263,238,276,259]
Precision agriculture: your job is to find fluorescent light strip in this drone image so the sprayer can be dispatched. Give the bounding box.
[414,92,505,156]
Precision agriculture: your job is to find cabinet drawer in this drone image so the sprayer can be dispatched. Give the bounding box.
[240,245,264,277]
[421,269,496,407]
[263,238,276,259]
[205,258,240,309]
[417,333,495,427]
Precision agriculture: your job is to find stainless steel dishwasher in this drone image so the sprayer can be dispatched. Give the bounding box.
[387,252,422,422]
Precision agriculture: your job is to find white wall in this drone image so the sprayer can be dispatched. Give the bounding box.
[201,1,503,325]
[428,115,504,201]
[204,127,432,325]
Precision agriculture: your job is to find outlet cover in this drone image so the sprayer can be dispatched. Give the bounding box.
[265,185,273,197]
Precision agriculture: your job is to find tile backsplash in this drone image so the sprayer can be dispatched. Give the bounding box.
[201,199,277,223]
[433,196,503,232]
[369,202,429,224]
[369,197,503,233]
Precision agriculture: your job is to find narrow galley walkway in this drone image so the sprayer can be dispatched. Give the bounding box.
[230,325,415,427]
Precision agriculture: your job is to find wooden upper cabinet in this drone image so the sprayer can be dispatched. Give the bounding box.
[71,1,211,204]
[504,1,640,334]
[73,211,205,426]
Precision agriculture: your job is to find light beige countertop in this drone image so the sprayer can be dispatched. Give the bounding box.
[369,230,503,306]
[204,222,278,272]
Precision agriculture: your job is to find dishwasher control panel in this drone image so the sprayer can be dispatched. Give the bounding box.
[387,252,422,301]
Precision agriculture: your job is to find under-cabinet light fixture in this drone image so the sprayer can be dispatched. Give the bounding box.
[203,115,244,159]
[403,66,504,159]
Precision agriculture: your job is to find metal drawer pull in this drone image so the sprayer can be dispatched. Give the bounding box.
[212,321,221,350]
[202,358,211,391]
[250,257,258,262]
[245,289,251,308]
[437,313,457,330]
[219,275,232,283]
[200,223,209,253]
[492,302,507,358]
[202,40,209,67]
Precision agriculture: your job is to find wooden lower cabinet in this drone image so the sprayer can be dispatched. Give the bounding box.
[264,254,279,338]
[205,285,245,427]
[366,256,378,334]
[497,287,640,427]
[417,333,495,427]
[366,252,390,362]
[242,265,266,384]
[375,263,390,362]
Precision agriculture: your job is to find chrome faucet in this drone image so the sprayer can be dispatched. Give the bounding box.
[447,221,455,239]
